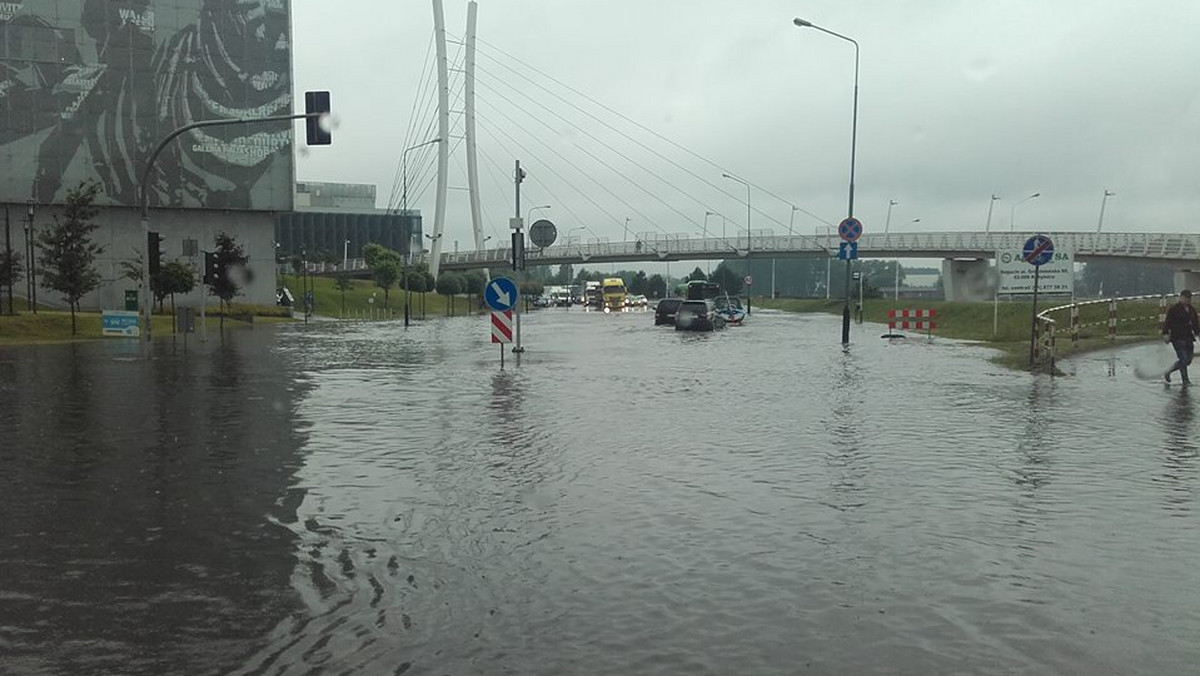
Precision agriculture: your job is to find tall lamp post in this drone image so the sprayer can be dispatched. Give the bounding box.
[25,200,36,314]
[794,17,859,344]
[1009,192,1040,232]
[884,199,897,234]
[1097,189,1115,232]
[401,137,442,253]
[984,194,1000,232]
[703,211,718,274]
[342,238,350,270]
[527,204,551,227]
[721,173,751,253]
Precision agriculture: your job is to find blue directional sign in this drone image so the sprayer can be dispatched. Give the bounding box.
[484,276,520,312]
[838,217,863,242]
[838,241,858,260]
[1022,235,1054,266]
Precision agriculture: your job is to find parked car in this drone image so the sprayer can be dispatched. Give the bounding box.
[674,299,725,332]
[654,298,682,325]
[532,295,551,308]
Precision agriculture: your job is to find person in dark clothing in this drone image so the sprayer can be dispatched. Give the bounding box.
[1162,289,1200,384]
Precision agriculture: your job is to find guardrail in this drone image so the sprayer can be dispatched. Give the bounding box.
[1034,294,1168,372]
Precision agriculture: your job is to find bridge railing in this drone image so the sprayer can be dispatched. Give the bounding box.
[1034,293,1168,372]
[436,230,1200,270]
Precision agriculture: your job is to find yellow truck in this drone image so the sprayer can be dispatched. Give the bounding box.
[602,277,627,312]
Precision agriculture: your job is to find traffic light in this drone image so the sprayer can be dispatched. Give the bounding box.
[305,90,331,145]
[203,251,221,285]
[148,231,164,276]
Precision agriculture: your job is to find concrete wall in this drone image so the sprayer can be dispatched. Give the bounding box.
[8,204,275,311]
[941,258,993,302]
[1174,270,1200,294]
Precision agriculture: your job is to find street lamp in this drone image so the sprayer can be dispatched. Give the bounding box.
[884,199,898,234]
[1010,192,1040,232]
[1097,189,1115,233]
[794,17,859,344]
[527,204,550,227]
[343,238,350,270]
[721,173,751,253]
[984,194,1000,232]
[24,200,35,314]
[401,137,441,262]
[624,217,631,243]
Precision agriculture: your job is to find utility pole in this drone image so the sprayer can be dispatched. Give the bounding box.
[512,159,526,353]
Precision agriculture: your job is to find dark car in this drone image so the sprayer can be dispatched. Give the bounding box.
[674,299,725,331]
[654,298,682,325]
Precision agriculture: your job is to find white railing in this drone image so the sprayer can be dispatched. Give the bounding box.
[1034,293,1169,372]
[436,231,1200,270]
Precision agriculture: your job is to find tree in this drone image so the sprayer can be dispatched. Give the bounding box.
[372,259,401,308]
[35,181,104,334]
[629,270,649,296]
[436,272,465,315]
[334,271,354,317]
[161,260,195,314]
[207,232,249,328]
[364,244,403,308]
[0,248,22,315]
[554,263,574,285]
[687,267,708,282]
[710,262,744,295]
[646,273,666,299]
[463,270,487,309]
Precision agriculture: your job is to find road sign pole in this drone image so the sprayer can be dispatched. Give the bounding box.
[1029,264,1040,366]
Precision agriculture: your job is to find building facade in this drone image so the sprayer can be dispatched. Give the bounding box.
[277,182,421,262]
[0,0,294,310]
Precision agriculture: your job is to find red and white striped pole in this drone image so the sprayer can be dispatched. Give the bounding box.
[1070,305,1080,347]
[1108,299,1118,343]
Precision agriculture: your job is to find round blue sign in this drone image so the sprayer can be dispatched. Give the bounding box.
[838,217,863,242]
[1022,235,1055,266]
[484,276,520,311]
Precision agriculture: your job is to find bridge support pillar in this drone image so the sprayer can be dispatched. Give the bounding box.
[1174,270,1200,294]
[941,258,992,302]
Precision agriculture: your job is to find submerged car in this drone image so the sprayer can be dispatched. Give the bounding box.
[654,298,682,325]
[674,299,725,331]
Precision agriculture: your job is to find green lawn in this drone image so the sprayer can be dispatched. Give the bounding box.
[284,273,483,320]
[0,301,295,345]
[754,296,1162,371]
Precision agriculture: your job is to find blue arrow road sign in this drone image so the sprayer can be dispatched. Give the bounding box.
[484,276,520,311]
[1022,235,1054,266]
[838,241,858,260]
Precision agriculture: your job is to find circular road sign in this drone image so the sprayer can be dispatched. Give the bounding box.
[529,219,557,248]
[838,217,863,242]
[484,276,520,312]
[744,275,754,287]
[1022,235,1055,266]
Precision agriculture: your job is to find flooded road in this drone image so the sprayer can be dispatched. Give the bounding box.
[1,309,1197,675]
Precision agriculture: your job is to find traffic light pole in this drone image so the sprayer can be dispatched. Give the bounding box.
[138,111,325,342]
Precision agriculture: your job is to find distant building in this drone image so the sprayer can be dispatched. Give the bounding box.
[275,182,421,261]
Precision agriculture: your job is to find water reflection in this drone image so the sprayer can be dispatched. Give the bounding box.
[0,331,312,675]
[1157,388,1197,515]
[3,313,1200,675]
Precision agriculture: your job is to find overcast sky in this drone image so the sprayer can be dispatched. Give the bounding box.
[290,0,1200,256]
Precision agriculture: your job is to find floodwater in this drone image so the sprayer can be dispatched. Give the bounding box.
[1,308,1197,675]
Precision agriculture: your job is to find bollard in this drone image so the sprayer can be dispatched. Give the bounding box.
[1108,299,1118,342]
[1070,305,1080,346]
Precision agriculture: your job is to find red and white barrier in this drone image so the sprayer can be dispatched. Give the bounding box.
[887,308,937,333]
[491,310,513,343]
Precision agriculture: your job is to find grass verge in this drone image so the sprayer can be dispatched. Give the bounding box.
[754,297,1161,371]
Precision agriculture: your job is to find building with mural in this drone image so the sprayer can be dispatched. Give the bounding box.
[0,0,294,309]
